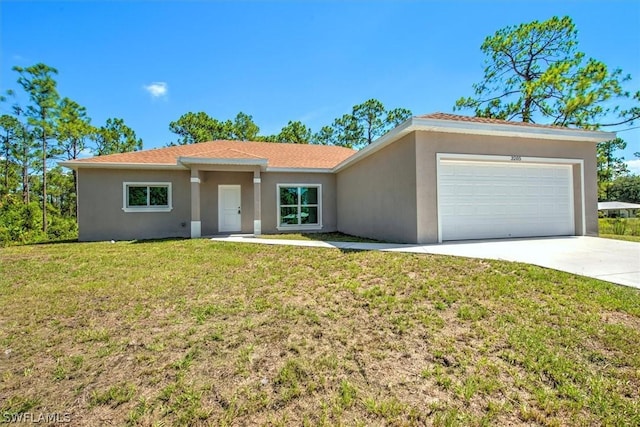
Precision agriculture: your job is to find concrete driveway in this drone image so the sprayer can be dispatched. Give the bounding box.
[387,236,640,289]
[210,236,640,289]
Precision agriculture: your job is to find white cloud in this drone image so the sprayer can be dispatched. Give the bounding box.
[143,82,168,98]
[626,159,640,175]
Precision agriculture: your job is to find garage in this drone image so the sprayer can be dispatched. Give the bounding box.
[336,113,609,244]
[438,155,575,241]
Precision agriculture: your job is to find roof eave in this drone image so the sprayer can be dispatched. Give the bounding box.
[333,117,616,173]
[178,156,269,168]
[412,118,617,142]
[58,161,186,170]
[265,167,335,173]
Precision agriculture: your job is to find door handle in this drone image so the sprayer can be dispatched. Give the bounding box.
[238,207,241,214]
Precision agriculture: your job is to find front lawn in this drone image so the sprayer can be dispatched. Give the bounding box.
[1,240,638,426]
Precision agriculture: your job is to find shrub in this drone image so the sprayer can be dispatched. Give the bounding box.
[0,195,77,245]
[611,219,627,235]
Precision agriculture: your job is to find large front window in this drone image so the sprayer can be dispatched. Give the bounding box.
[277,184,322,229]
[122,182,172,212]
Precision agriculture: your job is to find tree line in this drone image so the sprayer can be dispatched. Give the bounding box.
[166,99,412,148]
[1,15,638,245]
[0,64,143,243]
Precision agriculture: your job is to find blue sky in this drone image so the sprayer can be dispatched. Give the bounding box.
[1,1,639,171]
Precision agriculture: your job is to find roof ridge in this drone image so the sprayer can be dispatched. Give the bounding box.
[224,148,267,159]
[184,147,266,159]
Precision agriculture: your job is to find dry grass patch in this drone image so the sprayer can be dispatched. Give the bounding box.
[1,239,639,426]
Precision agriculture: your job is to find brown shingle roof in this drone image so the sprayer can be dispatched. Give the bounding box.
[69,140,356,169]
[418,112,569,130]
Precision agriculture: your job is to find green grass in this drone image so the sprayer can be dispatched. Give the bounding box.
[599,217,640,236]
[598,218,640,242]
[1,239,639,426]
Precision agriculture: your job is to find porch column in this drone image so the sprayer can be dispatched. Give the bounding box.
[190,169,201,238]
[253,169,262,236]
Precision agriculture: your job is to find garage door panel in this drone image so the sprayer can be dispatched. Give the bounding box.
[439,160,574,241]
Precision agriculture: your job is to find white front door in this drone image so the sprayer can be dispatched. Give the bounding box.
[218,185,241,233]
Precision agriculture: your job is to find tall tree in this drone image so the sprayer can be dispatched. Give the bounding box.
[56,98,95,216]
[597,138,629,200]
[454,16,637,127]
[387,107,413,128]
[353,99,386,145]
[15,126,36,205]
[0,114,22,196]
[168,111,233,145]
[1,91,36,203]
[314,99,412,148]
[57,98,94,161]
[312,125,338,146]
[13,63,60,234]
[46,166,75,216]
[167,111,261,145]
[276,120,312,144]
[231,112,259,141]
[324,114,362,148]
[95,118,142,155]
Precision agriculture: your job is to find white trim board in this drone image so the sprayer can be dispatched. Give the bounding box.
[60,162,186,170]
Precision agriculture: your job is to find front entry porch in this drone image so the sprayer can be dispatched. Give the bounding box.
[187,162,264,238]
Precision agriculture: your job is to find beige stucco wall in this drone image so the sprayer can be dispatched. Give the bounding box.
[77,168,337,240]
[77,168,191,241]
[414,131,598,243]
[199,171,255,235]
[336,133,418,243]
[335,130,597,244]
[259,172,338,234]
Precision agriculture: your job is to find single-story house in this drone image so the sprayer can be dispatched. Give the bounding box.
[598,201,640,218]
[60,113,615,243]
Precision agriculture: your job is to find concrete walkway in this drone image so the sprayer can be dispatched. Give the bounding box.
[210,235,640,289]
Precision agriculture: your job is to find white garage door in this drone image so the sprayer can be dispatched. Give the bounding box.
[438,159,574,241]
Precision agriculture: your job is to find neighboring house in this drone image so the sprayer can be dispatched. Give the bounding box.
[60,113,615,243]
[598,201,640,218]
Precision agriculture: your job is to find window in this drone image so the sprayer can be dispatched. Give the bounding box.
[122,182,172,212]
[277,184,322,229]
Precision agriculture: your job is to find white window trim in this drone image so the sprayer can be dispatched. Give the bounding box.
[122,182,173,213]
[276,184,323,231]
